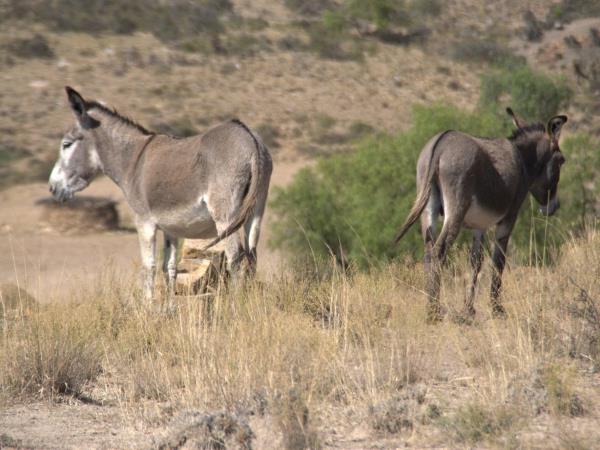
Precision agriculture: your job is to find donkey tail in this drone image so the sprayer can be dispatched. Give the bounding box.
[203,120,262,251]
[392,130,451,246]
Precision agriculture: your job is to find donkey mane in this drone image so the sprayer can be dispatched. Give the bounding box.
[508,123,545,143]
[86,100,154,136]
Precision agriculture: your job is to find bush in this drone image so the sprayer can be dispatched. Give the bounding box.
[547,0,600,24]
[4,34,55,59]
[442,403,518,444]
[344,0,411,30]
[0,0,232,44]
[480,65,572,122]
[284,0,334,17]
[450,38,525,66]
[305,19,365,61]
[0,303,103,399]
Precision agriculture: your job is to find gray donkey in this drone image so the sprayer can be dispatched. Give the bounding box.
[50,87,272,301]
[393,108,567,321]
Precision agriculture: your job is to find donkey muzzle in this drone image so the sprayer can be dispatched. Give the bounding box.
[539,197,560,216]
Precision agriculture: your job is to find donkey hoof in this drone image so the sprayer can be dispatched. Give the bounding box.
[492,304,507,318]
[452,309,476,325]
[426,307,445,324]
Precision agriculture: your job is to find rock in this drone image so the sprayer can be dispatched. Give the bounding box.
[37,196,119,234]
[175,239,227,295]
[180,239,226,260]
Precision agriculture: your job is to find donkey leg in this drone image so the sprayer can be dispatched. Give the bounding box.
[427,200,468,322]
[465,230,485,317]
[162,234,178,294]
[135,218,157,303]
[243,218,258,276]
[490,220,515,317]
[420,186,440,271]
[243,188,268,276]
[215,220,246,286]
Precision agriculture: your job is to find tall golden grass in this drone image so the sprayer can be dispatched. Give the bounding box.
[1,231,599,447]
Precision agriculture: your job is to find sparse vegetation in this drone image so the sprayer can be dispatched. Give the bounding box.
[1,231,600,446]
[284,0,334,17]
[450,37,525,66]
[547,0,600,24]
[0,301,103,399]
[441,402,519,445]
[542,364,585,417]
[3,34,55,59]
[0,0,233,44]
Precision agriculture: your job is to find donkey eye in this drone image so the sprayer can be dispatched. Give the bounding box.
[62,141,73,149]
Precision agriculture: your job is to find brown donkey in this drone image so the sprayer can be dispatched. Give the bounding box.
[49,87,272,302]
[393,108,568,321]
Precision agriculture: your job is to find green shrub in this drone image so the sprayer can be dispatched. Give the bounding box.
[305,18,365,61]
[547,0,600,24]
[345,0,410,30]
[480,65,572,122]
[450,38,525,66]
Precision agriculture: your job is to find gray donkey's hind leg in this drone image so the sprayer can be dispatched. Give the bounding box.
[163,233,178,294]
[427,193,469,322]
[465,230,485,317]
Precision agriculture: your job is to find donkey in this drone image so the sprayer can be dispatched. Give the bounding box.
[393,108,567,321]
[49,86,272,301]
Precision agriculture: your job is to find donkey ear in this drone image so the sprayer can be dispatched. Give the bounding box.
[506,107,526,129]
[547,115,568,140]
[65,86,99,129]
[65,86,86,116]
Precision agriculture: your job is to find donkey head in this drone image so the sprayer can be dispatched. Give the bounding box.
[49,87,103,202]
[507,108,567,216]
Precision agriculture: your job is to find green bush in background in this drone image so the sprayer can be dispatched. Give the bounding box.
[270,67,592,268]
[480,65,571,122]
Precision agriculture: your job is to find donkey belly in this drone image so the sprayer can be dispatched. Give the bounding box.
[153,201,217,239]
[463,198,503,230]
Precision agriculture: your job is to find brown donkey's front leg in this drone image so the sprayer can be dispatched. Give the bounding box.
[490,219,516,317]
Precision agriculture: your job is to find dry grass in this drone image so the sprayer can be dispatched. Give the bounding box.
[1,232,600,446]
